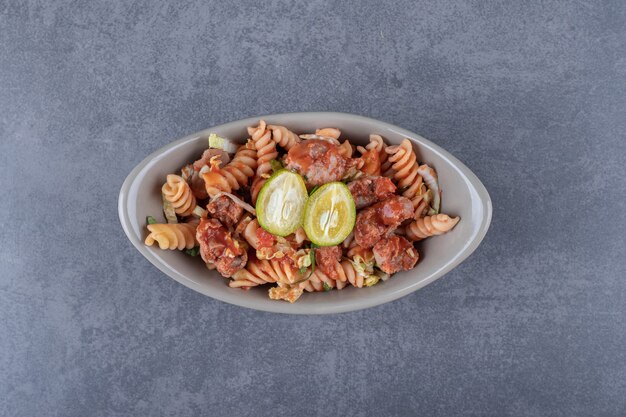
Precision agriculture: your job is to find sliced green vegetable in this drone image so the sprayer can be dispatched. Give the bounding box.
[323,282,332,292]
[255,170,308,237]
[302,182,356,246]
[146,216,157,225]
[208,133,238,153]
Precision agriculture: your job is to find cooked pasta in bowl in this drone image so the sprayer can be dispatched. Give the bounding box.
[119,113,491,314]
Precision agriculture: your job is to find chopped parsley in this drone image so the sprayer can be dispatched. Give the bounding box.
[185,246,200,257]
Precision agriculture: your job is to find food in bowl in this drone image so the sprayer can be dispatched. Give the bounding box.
[143,120,460,303]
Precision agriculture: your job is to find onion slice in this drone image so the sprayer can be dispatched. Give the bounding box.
[210,192,256,216]
[417,164,441,214]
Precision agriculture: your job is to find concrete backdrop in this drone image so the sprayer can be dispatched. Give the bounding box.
[1,1,625,416]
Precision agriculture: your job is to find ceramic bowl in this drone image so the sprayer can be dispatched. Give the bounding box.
[118,112,491,314]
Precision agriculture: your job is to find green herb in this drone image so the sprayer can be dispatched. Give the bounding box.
[293,249,316,284]
[146,216,157,225]
[311,243,319,249]
[185,246,200,257]
[309,185,320,196]
[302,247,316,280]
[269,159,284,173]
[323,282,332,292]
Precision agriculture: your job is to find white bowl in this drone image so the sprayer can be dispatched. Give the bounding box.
[118,113,492,314]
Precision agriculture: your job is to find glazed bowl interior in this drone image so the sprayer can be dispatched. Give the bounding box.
[119,113,491,314]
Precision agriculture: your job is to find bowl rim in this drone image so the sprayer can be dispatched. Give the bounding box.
[118,112,492,314]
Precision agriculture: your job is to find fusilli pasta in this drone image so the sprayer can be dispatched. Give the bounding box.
[315,127,341,139]
[337,140,354,158]
[229,257,301,288]
[363,134,394,177]
[268,124,300,150]
[162,174,196,217]
[145,223,197,250]
[248,120,278,203]
[405,214,460,241]
[386,139,425,205]
[202,141,257,197]
[299,269,349,292]
[240,218,260,250]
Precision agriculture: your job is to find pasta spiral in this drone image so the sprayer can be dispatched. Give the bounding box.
[405,214,460,241]
[145,223,197,250]
[315,127,341,139]
[346,245,374,264]
[386,139,424,204]
[240,218,260,250]
[202,142,257,197]
[249,177,265,206]
[162,174,196,217]
[299,269,349,292]
[299,259,365,290]
[411,192,431,218]
[248,121,278,203]
[337,141,354,158]
[269,124,300,150]
[290,227,307,247]
[364,134,394,177]
[229,258,301,288]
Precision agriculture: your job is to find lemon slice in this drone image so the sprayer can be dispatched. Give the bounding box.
[256,170,308,236]
[303,182,356,246]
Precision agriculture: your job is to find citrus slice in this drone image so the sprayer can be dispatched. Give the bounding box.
[303,182,356,246]
[256,170,308,236]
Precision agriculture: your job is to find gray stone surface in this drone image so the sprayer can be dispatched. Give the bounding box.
[1,0,625,416]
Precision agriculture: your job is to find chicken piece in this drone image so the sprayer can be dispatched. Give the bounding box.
[196,217,247,277]
[354,208,387,249]
[347,176,396,209]
[354,196,414,248]
[373,236,419,274]
[315,245,342,280]
[285,139,349,186]
[377,195,414,226]
[207,195,244,228]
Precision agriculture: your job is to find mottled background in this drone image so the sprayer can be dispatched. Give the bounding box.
[1,0,625,416]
